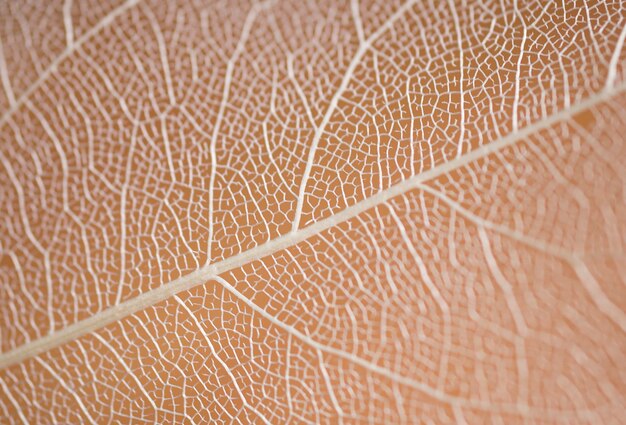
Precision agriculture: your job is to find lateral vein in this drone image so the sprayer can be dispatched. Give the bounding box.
[0,0,140,127]
[0,80,624,371]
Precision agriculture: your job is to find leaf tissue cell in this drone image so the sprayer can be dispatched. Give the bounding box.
[0,0,625,423]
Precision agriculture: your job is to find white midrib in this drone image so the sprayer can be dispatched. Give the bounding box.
[1,83,624,372]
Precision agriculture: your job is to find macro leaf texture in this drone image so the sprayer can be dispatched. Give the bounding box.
[0,0,625,423]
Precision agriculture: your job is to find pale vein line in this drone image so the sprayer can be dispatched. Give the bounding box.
[115,111,140,305]
[205,0,273,263]
[416,183,572,260]
[512,14,527,132]
[63,0,74,48]
[0,37,17,108]
[35,357,97,424]
[173,296,272,425]
[419,182,626,334]
[477,228,529,409]
[452,405,469,425]
[0,80,624,374]
[446,0,466,157]
[286,52,316,126]
[0,0,140,127]
[605,21,626,90]
[0,378,28,424]
[91,334,158,414]
[143,4,175,105]
[350,0,365,43]
[385,200,452,394]
[316,349,344,422]
[291,0,418,232]
[284,334,293,421]
[209,275,579,418]
[571,259,626,333]
[0,152,54,334]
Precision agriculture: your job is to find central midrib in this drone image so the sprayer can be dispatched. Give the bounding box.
[0,83,623,370]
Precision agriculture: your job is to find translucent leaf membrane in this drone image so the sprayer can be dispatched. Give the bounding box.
[1,91,625,422]
[1,0,625,351]
[0,0,131,112]
[0,0,625,423]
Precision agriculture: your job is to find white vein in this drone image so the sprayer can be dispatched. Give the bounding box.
[419,182,626,334]
[571,259,626,333]
[174,296,272,425]
[512,10,527,132]
[0,37,16,108]
[205,1,273,264]
[1,82,623,373]
[34,357,97,424]
[91,334,159,416]
[605,21,626,90]
[144,4,176,105]
[0,377,28,424]
[316,349,344,423]
[350,0,365,44]
[63,0,74,48]
[446,0,466,157]
[385,200,452,393]
[0,150,54,334]
[209,275,583,418]
[477,228,529,409]
[291,0,418,232]
[0,0,140,127]
[115,113,141,304]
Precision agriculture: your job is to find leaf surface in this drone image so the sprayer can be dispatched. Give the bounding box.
[0,0,625,423]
